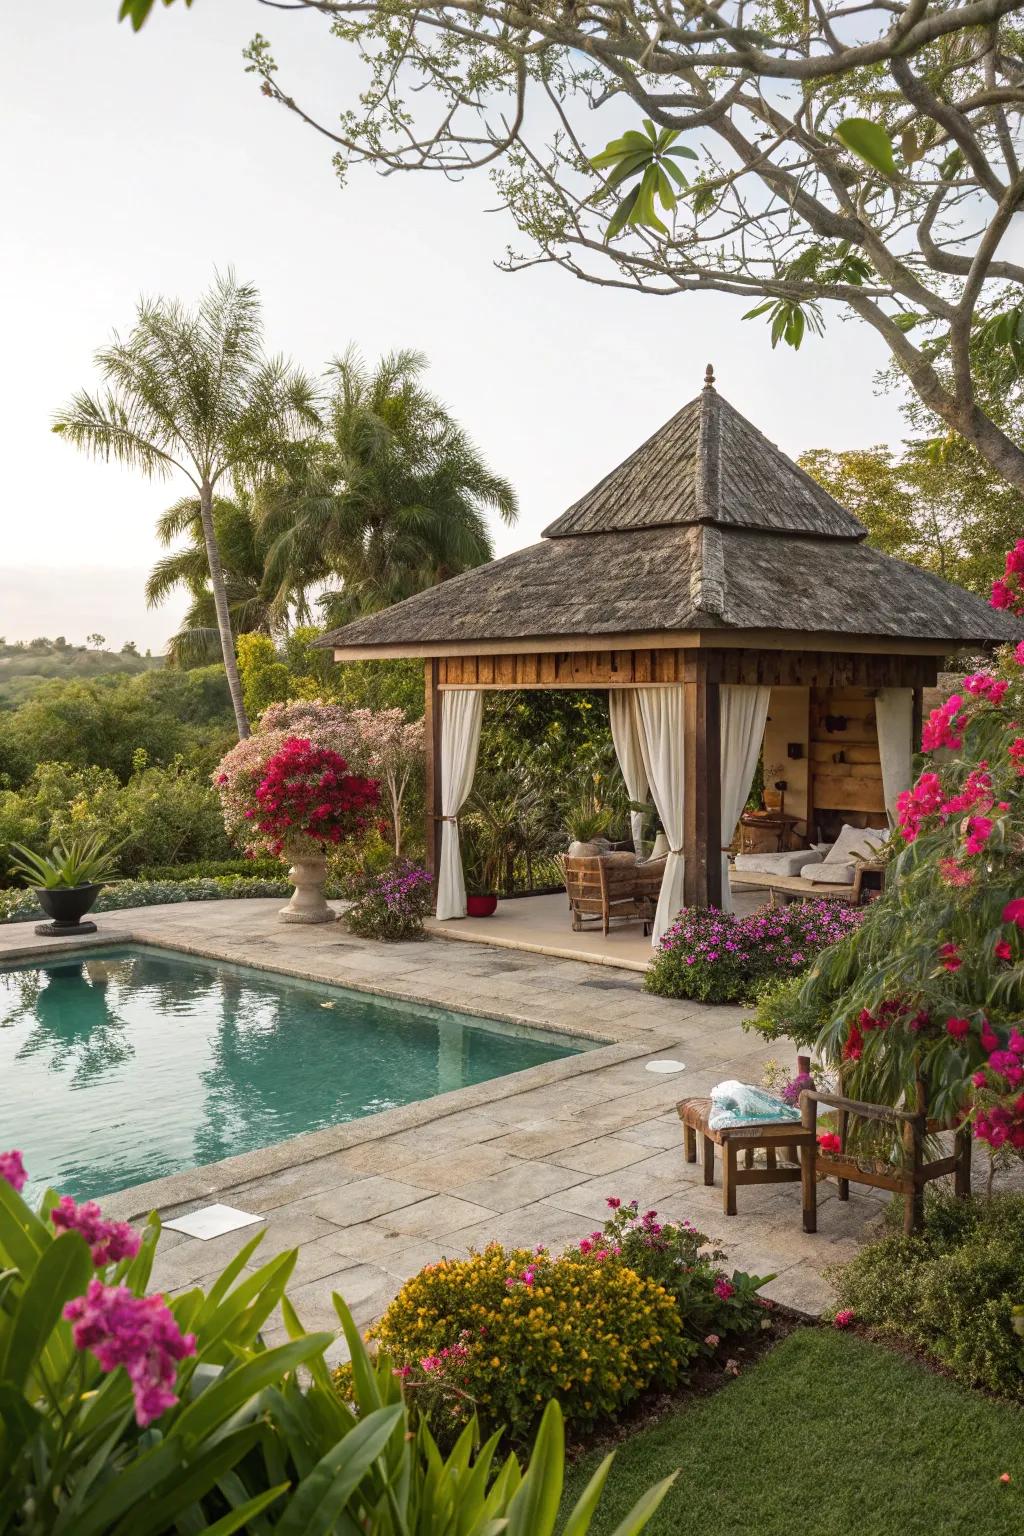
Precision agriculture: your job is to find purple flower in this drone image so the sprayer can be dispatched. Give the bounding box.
[0,1150,27,1193]
[64,1279,196,1426]
[50,1196,141,1268]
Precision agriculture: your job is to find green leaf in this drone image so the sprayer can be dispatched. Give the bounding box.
[607,1472,679,1535]
[834,117,898,178]
[274,1403,403,1535]
[742,301,775,320]
[108,1425,266,1536]
[1,1231,92,1391]
[53,1439,186,1536]
[506,1400,563,1536]
[172,1334,333,1446]
[561,1453,613,1536]
[606,186,640,241]
[198,1488,291,1536]
[665,144,699,160]
[0,1175,52,1276]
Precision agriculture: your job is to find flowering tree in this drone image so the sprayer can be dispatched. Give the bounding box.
[799,559,1024,1148]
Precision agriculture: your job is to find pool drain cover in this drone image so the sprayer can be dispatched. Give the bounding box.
[164,1204,264,1240]
[644,1059,686,1074]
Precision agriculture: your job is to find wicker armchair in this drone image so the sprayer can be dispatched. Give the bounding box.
[562,853,666,935]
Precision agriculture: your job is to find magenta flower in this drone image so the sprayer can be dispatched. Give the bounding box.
[834,1308,856,1328]
[713,1277,735,1300]
[606,1196,621,1209]
[50,1196,141,1268]
[64,1279,196,1427]
[0,1150,27,1194]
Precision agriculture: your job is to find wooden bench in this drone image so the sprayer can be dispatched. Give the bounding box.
[676,1097,817,1217]
[729,859,884,907]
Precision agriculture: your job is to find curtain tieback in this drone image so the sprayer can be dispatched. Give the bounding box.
[667,847,684,857]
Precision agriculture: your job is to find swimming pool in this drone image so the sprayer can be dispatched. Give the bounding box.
[0,946,590,1203]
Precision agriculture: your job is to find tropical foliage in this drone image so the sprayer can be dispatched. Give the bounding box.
[54,271,318,737]
[0,1153,672,1533]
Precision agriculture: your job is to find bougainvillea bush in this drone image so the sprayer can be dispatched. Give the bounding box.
[344,860,433,941]
[790,642,1024,1142]
[645,900,864,1005]
[0,1151,669,1534]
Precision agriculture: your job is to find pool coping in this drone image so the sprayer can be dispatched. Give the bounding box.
[2,916,680,1223]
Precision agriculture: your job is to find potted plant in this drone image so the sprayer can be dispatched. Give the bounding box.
[460,821,501,917]
[7,832,121,936]
[562,792,613,857]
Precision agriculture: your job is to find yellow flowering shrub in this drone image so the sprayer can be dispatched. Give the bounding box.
[362,1242,694,1440]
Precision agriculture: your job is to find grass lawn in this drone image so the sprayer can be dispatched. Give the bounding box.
[562,1327,1024,1536]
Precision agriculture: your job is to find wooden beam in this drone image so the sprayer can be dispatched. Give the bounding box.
[332,630,955,663]
[682,651,723,909]
[423,660,442,893]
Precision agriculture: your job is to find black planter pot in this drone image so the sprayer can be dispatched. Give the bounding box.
[33,883,102,937]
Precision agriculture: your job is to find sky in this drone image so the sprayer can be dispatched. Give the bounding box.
[2,0,909,654]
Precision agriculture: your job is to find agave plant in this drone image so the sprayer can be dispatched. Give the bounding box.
[7,832,121,889]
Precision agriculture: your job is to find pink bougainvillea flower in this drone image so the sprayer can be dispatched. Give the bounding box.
[962,673,1009,705]
[946,1017,971,1040]
[921,696,966,753]
[991,578,1016,611]
[1003,898,1024,930]
[50,1196,141,1268]
[939,858,974,888]
[963,816,994,856]
[980,1019,1000,1054]
[64,1280,196,1427]
[605,1196,621,1209]
[818,1132,842,1154]
[0,1150,27,1193]
[972,1071,988,1088]
[995,939,1013,962]
[1008,1030,1024,1055]
[1015,640,1024,666]
[834,1309,856,1329]
[713,1277,735,1300]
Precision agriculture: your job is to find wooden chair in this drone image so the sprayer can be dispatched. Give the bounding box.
[677,1096,816,1216]
[562,854,665,935]
[798,1058,972,1236]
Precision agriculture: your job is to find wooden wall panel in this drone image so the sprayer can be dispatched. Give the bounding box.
[810,686,886,823]
[437,649,939,691]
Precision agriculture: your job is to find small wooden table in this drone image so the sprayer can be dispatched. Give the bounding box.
[739,811,801,853]
[677,1097,817,1217]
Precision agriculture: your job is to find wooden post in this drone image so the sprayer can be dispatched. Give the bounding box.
[682,650,723,908]
[801,1092,818,1233]
[423,660,442,896]
[903,1071,928,1235]
[911,686,924,755]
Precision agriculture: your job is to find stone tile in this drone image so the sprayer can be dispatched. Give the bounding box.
[617,1117,682,1151]
[485,1124,597,1158]
[302,1177,430,1227]
[285,1263,393,1332]
[545,1175,686,1225]
[451,1199,587,1254]
[456,1160,591,1212]
[367,1193,497,1239]
[223,1153,361,1212]
[148,1207,333,1291]
[389,1142,517,1192]
[547,1135,656,1176]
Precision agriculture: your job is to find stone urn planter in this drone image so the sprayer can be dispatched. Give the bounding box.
[279,854,333,924]
[34,883,102,937]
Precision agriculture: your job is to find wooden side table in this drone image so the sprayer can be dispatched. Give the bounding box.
[739,811,801,852]
[677,1097,818,1219]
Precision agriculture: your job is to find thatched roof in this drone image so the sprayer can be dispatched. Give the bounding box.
[320,379,1021,654]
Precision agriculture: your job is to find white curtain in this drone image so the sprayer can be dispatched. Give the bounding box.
[609,691,649,857]
[719,685,771,913]
[635,687,686,946]
[875,687,914,825]
[435,690,484,920]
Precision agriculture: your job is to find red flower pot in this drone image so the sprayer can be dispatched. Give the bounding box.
[466,894,498,917]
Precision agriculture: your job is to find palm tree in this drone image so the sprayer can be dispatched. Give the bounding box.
[259,348,517,625]
[53,271,318,737]
[145,492,309,666]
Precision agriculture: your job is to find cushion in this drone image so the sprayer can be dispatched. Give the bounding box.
[821,824,887,866]
[803,860,856,885]
[734,851,824,878]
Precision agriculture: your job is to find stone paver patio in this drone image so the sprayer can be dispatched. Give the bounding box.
[1,898,890,1352]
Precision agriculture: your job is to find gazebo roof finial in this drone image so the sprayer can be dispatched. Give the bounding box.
[704,362,716,389]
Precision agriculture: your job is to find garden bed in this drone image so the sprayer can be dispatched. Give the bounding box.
[561,1326,1024,1535]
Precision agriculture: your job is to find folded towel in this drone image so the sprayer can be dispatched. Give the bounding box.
[708,1080,801,1131]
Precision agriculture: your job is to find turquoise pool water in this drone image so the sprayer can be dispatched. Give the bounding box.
[0,946,589,1203]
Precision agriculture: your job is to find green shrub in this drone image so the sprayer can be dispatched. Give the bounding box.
[0,873,318,923]
[829,1190,1024,1397]
[136,856,285,881]
[362,1241,693,1442]
[747,968,840,1048]
[0,1154,672,1533]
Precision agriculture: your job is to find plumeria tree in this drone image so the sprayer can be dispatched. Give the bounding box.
[798,549,1024,1151]
[244,3,1024,491]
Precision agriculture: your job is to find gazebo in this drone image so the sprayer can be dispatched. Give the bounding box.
[320,369,1017,941]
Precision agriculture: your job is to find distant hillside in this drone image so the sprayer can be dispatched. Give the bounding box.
[0,639,163,707]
